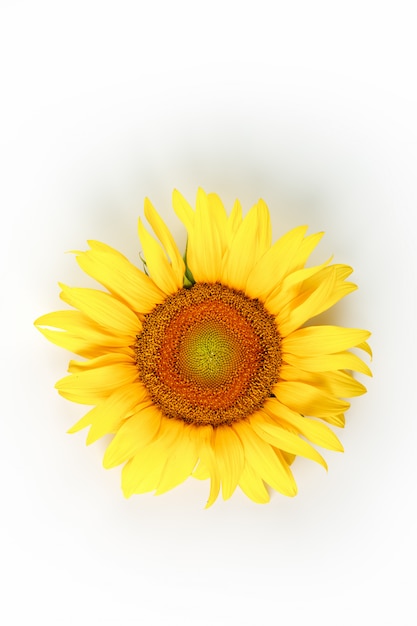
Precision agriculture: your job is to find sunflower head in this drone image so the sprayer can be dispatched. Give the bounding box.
[35,188,371,506]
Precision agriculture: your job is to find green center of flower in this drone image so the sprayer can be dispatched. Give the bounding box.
[178,320,243,388]
[135,283,281,426]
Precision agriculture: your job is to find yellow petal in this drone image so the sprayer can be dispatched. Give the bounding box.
[227,198,243,243]
[274,264,357,335]
[172,189,194,232]
[207,192,228,253]
[67,383,148,440]
[245,226,308,299]
[222,202,270,291]
[273,380,350,420]
[357,341,373,358]
[238,461,270,504]
[278,365,367,398]
[263,399,344,452]
[36,310,105,336]
[249,412,327,469]
[75,240,166,313]
[213,426,245,500]
[233,421,297,496]
[122,450,164,497]
[264,257,332,315]
[35,310,137,356]
[276,264,357,335]
[291,232,325,269]
[280,451,296,466]
[87,386,149,444]
[276,256,333,291]
[34,326,102,358]
[282,350,372,377]
[186,188,223,282]
[121,417,182,496]
[278,271,358,336]
[333,414,345,427]
[256,199,272,255]
[59,284,140,337]
[323,371,367,398]
[144,197,185,286]
[138,218,180,295]
[67,351,135,373]
[276,267,337,335]
[56,360,138,404]
[192,460,210,481]
[155,424,198,495]
[282,326,371,355]
[103,404,162,468]
[195,425,220,508]
[308,262,353,287]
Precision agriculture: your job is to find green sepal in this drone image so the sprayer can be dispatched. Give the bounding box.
[139,252,149,276]
[183,239,195,288]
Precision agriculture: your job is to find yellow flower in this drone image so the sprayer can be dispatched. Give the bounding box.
[35,189,371,506]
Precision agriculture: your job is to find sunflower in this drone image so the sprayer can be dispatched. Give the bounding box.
[35,189,371,505]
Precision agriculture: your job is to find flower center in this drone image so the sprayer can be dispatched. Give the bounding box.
[135,283,281,426]
[178,319,243,387]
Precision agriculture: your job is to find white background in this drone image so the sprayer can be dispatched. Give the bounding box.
[1,1,416,624]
